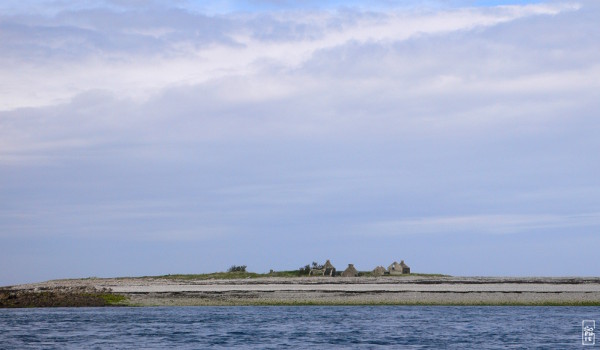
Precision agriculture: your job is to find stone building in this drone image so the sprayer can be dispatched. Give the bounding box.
[322,260,336,276]
[388,260,410,275]
[341,263,358,277]
[372,266,386,276]
[309,259,336,276]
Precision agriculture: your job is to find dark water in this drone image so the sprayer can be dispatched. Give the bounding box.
[1,306,598,349]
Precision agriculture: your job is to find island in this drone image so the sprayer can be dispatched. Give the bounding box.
[2,260,600,307]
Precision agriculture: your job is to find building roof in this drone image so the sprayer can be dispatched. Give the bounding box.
[372,266,386,276]
[342,263,358,277]
[323,259,335,269]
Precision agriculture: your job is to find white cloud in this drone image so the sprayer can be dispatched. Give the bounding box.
[0,2,581,111]
[1,0,599,251]
[5,2,600,285]
[363,213,600,235]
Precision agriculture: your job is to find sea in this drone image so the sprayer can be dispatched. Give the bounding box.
[1,306,598,349]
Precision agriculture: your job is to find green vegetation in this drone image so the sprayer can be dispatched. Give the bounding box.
[160,271,262,280]
[157,270,449,280]
[98,293,127,305]
[0,289,128,308]
[408,273,451,277]
[358,272,451,278]
[269,270,309,277]
[298,265,311,275]
[227,265,247,272]
[159,269,320,280]
[151,261,450,280]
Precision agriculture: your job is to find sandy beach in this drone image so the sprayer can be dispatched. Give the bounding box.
[4,276,600,306]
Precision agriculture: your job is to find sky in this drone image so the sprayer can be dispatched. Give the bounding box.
[1,0,599,285]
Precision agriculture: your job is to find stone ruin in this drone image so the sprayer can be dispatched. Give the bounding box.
[306,259,411,277]
[341,263,358,277]
[372,266,386,276]
[309,259,336,276]
[388,260,411,275]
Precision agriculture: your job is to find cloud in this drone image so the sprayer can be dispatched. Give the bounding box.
[1,1,600,281]
[0,2,581,111]
[1,2,596,148]
[363,213,600,235]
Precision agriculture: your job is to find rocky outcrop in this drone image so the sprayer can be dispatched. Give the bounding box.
[0,286,123,308]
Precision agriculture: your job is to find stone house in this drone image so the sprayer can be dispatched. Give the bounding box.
[322,260,336,276]
[372,266,386,276]
[341,263,358,277]
[388,260,410,275]
[309,259,336,276]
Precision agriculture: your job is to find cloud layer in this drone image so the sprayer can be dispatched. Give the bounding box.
[1,1,599,284]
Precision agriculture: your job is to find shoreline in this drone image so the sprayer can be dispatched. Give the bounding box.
[3,276,600,307]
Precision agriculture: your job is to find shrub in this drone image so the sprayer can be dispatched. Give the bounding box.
[227,265,247,272]
[298,264,311,275]
[298,261,325,275]
[311,261,324,270]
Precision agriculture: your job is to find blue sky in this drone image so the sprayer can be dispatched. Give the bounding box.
[0,0,545,15]
[1,0,599,285]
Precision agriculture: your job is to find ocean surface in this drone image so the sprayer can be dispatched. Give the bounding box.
[1,306,598,349]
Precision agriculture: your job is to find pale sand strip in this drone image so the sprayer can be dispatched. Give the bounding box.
[125,291,600,306]
[108,283,600,293]
[9,277,600,306]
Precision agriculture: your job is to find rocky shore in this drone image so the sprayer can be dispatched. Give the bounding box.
[0,286,123,308]
[3,276,600,307]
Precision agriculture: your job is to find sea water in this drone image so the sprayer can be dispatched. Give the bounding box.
[1,306,598,349]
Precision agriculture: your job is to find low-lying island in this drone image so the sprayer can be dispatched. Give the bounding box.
[3,275,600,307]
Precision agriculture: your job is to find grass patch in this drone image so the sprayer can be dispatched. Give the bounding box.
[99,293,127,305]
[391,273,451,277]
[158,270,315,280]
[357,272,451,277]
[156,271,449,280]
[267,270,307,277]
[160,272,263,280]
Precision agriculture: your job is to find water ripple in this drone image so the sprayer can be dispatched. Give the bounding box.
[0,306,598,349]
